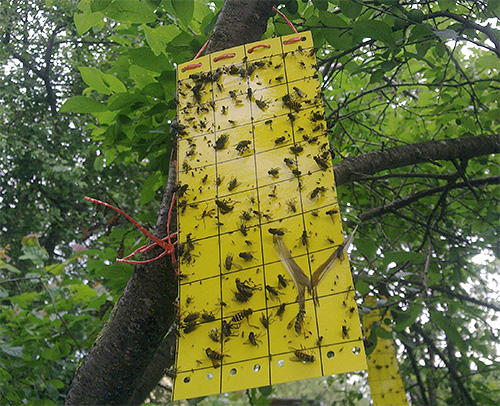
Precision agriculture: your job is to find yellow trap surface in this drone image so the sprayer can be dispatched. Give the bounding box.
[173,32,366,401]
[363,298,408,406]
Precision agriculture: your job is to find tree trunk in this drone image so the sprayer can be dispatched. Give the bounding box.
[65,1,275,404]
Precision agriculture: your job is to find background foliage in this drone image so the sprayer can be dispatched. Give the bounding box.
[1,0,499,404]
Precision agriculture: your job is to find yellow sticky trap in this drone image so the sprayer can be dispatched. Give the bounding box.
[173,32,366,401]
[363,297,409,406]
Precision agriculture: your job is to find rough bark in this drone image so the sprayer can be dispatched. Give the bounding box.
[332,133,500,186]
[205,0,276,54]
[65,1,275,404]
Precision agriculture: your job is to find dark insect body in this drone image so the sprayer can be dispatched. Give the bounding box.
[235,140,252,154]
[228,177,239,191]
[260,314,269,329]
[205,347,227,367]
[235,278,260,296]
[277,274,288,288]
[234,290,252,302]
[313,155,329,170]
[201,311,216,322]
[288,308,306,335]
[291,347,315,363]
[268,228,285,236]
[290,145,303,155]
[276,303,286,320]
[310,186,327,199]
[247,331,261,347]
[225,253,241,271]
[239,223,248,236]
[274,136,286,145]
[215,134,228,150]
[231,308,253,324]
[215,199,234,214]
[300,230,309,247]
[208,328,220,342]
[265,285,282,300]
[284,157,294,167]
[255,98,268,110]
[240,210,252,221]
[239,252,255,261]
[183,320,198,334]
[293,86,305,98]
[282,94,301,112]
[268,168,280,177]
[183,312,200,324]
[285,199,297,213]
[221,320,237,338]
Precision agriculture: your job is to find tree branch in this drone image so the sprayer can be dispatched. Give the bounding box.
[333,134,500,186]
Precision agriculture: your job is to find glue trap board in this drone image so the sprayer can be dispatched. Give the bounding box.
[363,300,408,406]
[172,31,366,401]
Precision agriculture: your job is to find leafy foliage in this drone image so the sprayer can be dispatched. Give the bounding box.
[1,0,499,405]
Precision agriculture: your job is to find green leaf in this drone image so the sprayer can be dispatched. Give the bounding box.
[0,259,21,274]
[9,291,38,306]
[171,0,194,26]
[79,67,111,94]
[101,74,127,93]
[355,279,370,295]
[140,172,161,205]
[285,0,299,15]
[312,0,328,12]
[339,0,363,19]
[143,24,182,56]
[352,20,395,46]
[74,10,103,35]
[91,0,113,12]
[393,304,423,331]
[60,96,108,113]
[0,345,24,358]
[430,311,467,352]
[104,0,156,23]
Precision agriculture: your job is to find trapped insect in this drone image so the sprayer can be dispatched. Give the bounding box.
[235,140,252,154]
[274,136,286,145]
[205,347,228,368]
[277,274,288,288]
[230,308,253,324]
[215,134,228,150]
[225,253,242,271]
[239,252,255,262]
[268,228,285,236]
[310,186,327,199]
[215,199,234,214]
[268,167,280,177]
[290,346,315,363]
[228,177,239,191]
[255,98,268,110]
[285,199,297,213]
[276,303,286,320]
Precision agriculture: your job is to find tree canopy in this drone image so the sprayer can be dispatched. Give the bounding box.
[1,0,499,405]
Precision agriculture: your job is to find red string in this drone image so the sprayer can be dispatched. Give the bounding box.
[84,197,177,265]
[213,53,236,62]
[194,40,209,60]
[272,6,298,34]
[247,44,271,53]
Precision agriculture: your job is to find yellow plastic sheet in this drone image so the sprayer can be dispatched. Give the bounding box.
[363,297,409,406]
[173,32,366,401]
